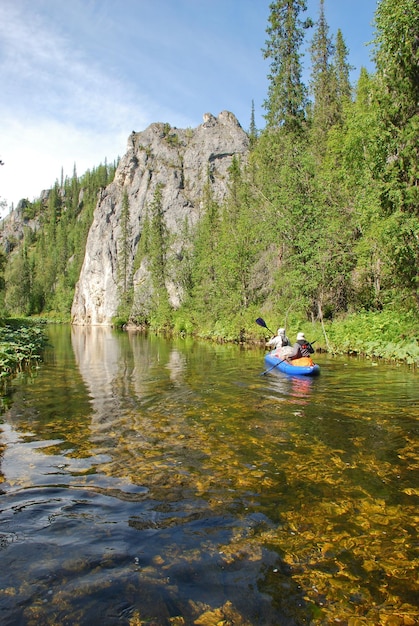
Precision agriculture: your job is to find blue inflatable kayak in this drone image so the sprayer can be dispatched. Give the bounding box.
[264,351,320,377]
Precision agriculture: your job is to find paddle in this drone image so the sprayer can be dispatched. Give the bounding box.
[256,317,286,374]
[255,317,275,335]
[257,316,319,375]
[260,359,287,376]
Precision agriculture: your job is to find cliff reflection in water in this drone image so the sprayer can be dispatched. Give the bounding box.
[0,326,417,625]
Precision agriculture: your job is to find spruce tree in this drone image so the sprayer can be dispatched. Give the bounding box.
[334,29,352,106]
[189,178,222,322]
[309,0,335,147]
[148,184,171,323]
[249,100,258,148]
[262,0,312,129]
[118,190,132,296]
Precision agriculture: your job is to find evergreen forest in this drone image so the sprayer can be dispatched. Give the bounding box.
[1,0,418,365]
[1,162,117,318]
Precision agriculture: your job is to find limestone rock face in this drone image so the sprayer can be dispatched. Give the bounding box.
[0,200,41,253]
[71,111,249,325]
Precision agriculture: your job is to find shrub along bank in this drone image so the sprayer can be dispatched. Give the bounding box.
[0,308,417,385]
[323,310,419,365]
[0,319,49,381]
[181,307,419,367]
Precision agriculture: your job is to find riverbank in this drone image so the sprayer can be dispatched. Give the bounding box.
[318,309,419,366]
[175,307,419,367]
[2,307,418,375]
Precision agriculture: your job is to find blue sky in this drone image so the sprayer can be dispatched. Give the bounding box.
[0,0,378,214]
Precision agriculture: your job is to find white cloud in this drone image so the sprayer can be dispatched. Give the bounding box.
[0,117,124,209]
[0,1,196,211]
[0,0,377,217]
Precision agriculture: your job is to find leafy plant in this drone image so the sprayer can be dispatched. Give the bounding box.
[0,320,48,380]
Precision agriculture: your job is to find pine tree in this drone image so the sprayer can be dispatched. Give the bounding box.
[118,191,133,296]
[4,244,32,315]
[309,0,336,147]
[45,181,62,242]
[0,248,5,294]
[219,158,262,312]
[334,29,352,106]
[190,179,222,320]
[249,100,258,148]
[262,0,312,129]
[147,184,171,323]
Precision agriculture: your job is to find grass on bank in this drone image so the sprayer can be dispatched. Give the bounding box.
[325,309,419,365]
[172,306,419,366]
[2,308,418,376]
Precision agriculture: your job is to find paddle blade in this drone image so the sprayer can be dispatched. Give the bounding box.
[255,317,267,328]
[256,317,274,334]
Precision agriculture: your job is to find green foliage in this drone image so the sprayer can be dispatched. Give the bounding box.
[173,0,419,358]
[171,310,195,336]
[262,0,312,129]
[1,0,418,366]
[148,185,169,291]
[0,246,7,298]
[326,309,419,364]
[0,319,48,379]
[130,184,172,327]
[3,160,117,317]
[188,181,223,320]
[162,123,179,146]
[111,316,129,330]
[117,191,133,297]
[309,0,336,142]
[249,100,258,148]
[372,0,419,126]
[370,0,419,302]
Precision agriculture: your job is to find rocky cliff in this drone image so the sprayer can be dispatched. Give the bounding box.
[0,199,40,253]
[71,111,249,326]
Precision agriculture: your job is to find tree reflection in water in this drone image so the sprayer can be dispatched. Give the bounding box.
[0,326,417,625]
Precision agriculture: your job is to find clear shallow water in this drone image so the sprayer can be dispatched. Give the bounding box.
[0,326,418,625]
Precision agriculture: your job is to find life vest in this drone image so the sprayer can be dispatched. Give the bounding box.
[298,341,313,357]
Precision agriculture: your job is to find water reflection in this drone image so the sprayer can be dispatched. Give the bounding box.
[265,369,315,406]
[0,327,418,625]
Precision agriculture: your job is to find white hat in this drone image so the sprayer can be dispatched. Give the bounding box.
[278,328,285,335]
[297,332,305,341]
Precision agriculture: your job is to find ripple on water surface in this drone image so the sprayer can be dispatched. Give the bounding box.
[0,329,418,625]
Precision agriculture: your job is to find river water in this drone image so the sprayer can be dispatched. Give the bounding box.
[0,325,417,626]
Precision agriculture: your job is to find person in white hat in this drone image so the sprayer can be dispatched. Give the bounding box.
[286,332,315,361]
[266,327,291,350]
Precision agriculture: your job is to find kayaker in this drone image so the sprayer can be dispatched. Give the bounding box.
[266,327,291,350]
[286,332,315,363]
